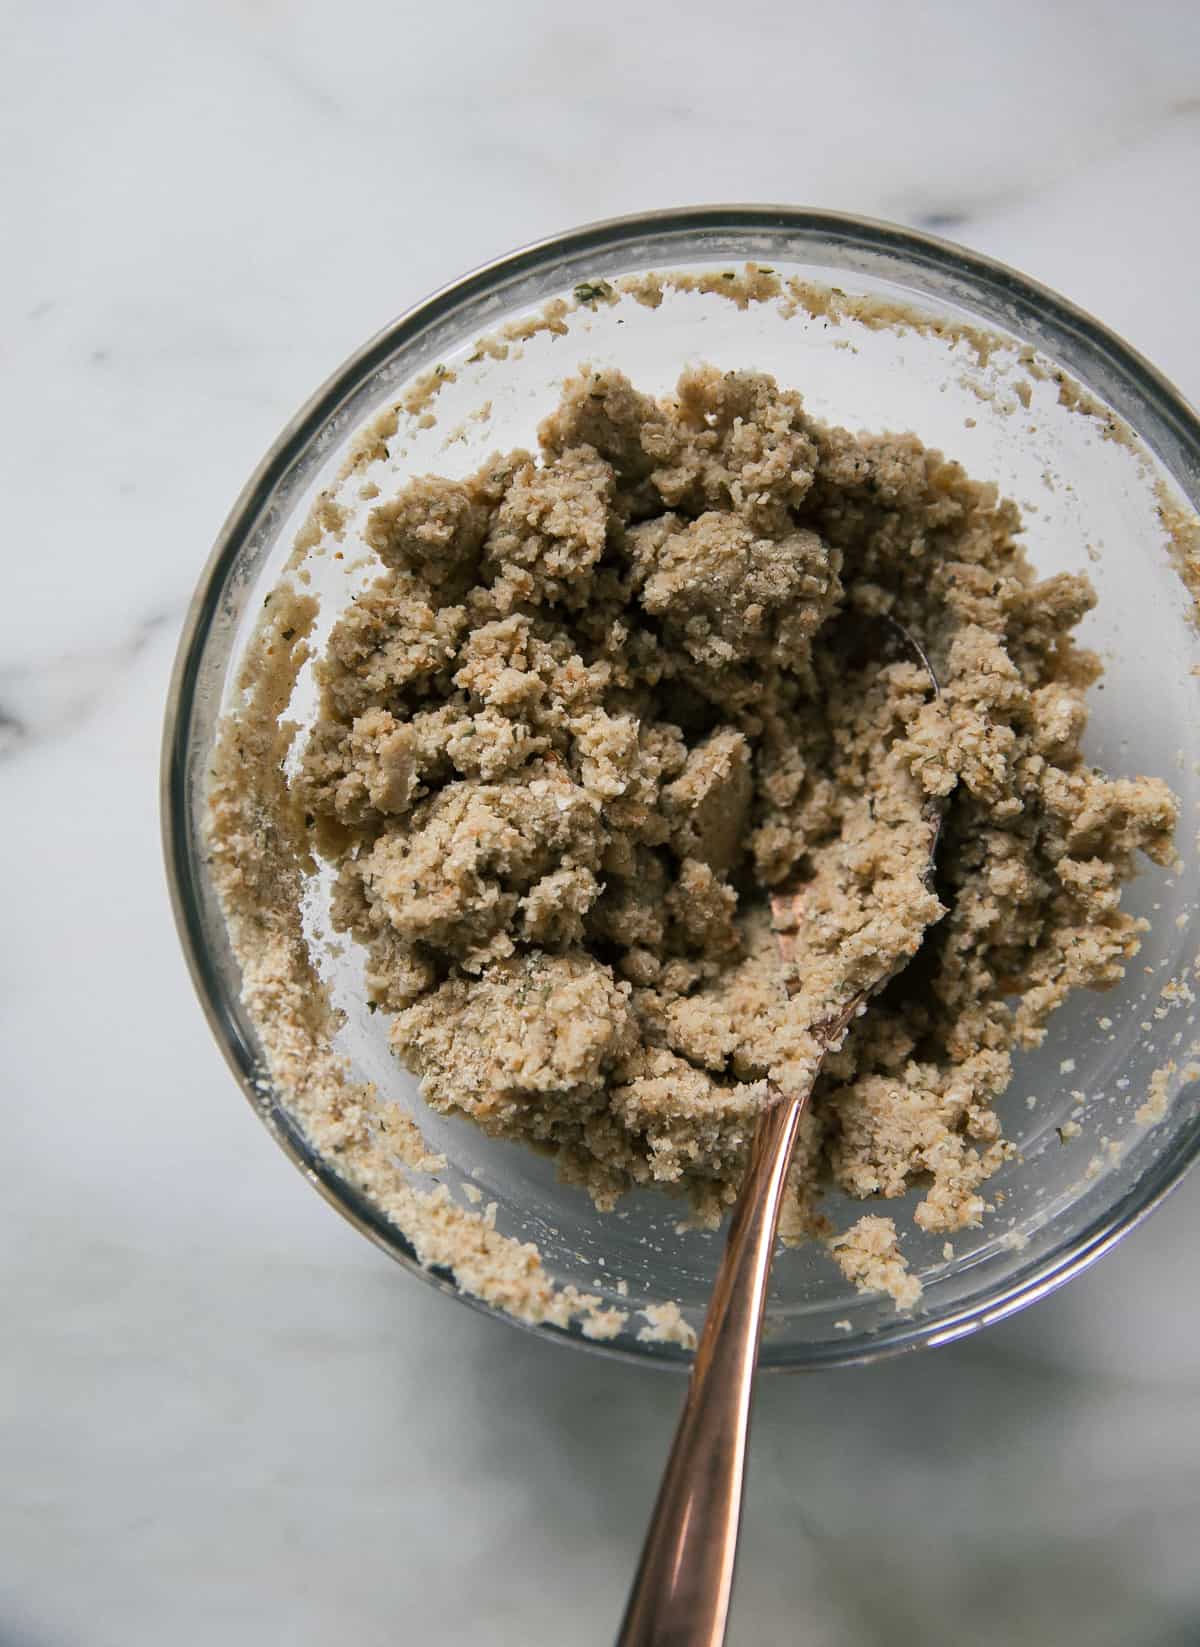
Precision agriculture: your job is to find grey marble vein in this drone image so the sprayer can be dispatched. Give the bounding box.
[0,609,182,757]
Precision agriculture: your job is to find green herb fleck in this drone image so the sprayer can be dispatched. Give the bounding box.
[574,280,614,305]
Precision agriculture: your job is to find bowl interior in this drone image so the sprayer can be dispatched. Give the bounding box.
[170,214,1200,1366]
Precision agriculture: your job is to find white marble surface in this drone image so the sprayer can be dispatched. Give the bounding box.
[4,2,1200,1642]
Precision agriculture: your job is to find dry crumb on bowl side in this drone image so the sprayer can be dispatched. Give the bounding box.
[827,1216,921,1312]
[638,1300,698,1350]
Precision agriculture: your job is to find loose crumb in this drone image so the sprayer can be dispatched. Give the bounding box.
[1136,1060,1186,1126]
[637,1300,697,1349]
[828,1215,922,1311]
[581,1307,629,1342]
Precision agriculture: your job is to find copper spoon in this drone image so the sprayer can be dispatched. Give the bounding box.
[616,617,941,1647]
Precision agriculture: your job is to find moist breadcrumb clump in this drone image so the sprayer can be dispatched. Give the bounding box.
[292,365,1177,1278]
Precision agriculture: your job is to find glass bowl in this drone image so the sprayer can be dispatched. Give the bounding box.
[162,206,1200,1369]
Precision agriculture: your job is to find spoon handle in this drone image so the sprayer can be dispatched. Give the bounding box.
[615,1089,809,1647]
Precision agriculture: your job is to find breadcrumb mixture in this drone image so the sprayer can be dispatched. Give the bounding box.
[286,364,1177,1272]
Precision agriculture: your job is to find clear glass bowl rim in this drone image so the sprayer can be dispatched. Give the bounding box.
[161,204,1200,1372]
